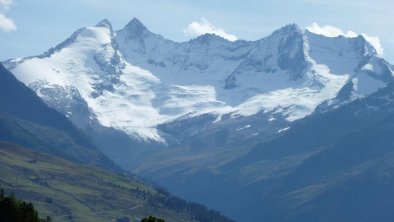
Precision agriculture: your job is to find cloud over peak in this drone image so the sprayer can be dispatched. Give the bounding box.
[306,22,357,38]
[184,18,237,42]
[307,22,383,56]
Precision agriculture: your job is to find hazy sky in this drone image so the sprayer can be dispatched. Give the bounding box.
[1,0,393,62]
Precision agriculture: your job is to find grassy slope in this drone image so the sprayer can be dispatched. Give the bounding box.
[0,141,199,222]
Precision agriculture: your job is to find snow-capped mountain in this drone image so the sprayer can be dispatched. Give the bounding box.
[4,18,393,146]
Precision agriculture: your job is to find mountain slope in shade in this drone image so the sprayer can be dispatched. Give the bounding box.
[0,63,117,170]
[237,82,394,222]
[141,82,394,222]
[0,64,87,138]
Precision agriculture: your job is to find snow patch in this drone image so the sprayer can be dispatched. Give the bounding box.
[236,124,251,131]
[278,127,290,133]
[361,63,373,71]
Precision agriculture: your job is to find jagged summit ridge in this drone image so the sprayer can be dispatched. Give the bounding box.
[96,19,112,29]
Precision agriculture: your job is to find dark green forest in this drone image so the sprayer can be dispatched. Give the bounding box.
[141,216,165,222]
[0,188,51,222]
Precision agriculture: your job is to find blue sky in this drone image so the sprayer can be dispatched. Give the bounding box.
[1,0,393,62]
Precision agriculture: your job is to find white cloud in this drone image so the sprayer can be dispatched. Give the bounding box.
[0,13,16,32]
[184,18,238,42]
[361,34,384,56]
[307,22,383,56]
[306,22,357,38]
[0,0,16,32]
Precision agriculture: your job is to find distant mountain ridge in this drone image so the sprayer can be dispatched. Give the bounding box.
[4,18,393,144]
